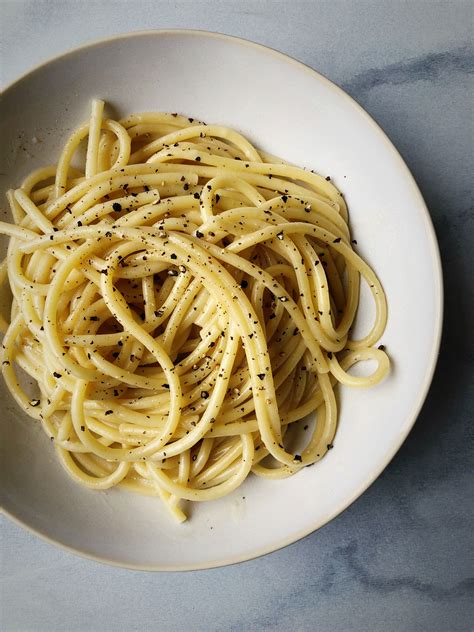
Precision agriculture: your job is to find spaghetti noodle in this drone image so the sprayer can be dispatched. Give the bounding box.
[0,100,389,521]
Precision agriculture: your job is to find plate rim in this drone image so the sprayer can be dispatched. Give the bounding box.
[0,28,444,572]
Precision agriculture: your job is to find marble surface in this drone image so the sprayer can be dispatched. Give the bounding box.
[1,1,473,630]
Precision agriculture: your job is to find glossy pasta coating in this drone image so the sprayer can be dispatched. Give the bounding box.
[0,100,389,521]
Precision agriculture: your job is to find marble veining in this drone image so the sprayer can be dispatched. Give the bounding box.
[342,46,474,95]
[334,541,474,601]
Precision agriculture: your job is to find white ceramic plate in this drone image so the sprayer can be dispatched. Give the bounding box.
[0,30,442,570]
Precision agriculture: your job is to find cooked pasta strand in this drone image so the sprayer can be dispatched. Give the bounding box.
[0,100,389,521]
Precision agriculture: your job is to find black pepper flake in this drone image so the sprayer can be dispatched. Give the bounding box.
[2,360,10,365]
[77,220,82,226]
[215,194,220,203]
[53,372,62,378]
[170,253,177,260]
[193,192,200,200]
[183,183,189,191]
[154,310,164,318]
[201,391,209,399]
[112,202,122,212]
[100,269,108,275]
[352,239,358,245]
[333,237,342,243]
[90,316,99,321]
[192,454,197,461]
[327,351,333,359]
[162,384,170,389]
[195,156,201,162]
[281,195,288,202]
[240,280,248,289]
[327,443,334,450]
[325,176,331,181]
[294,454,302,462]
[105,410,113,416]
[29,399,40,407]
[81,425,85,431]
[279,296,288,302]
[276,231,284,240]
[257,373,265,380]
[378,344,386,351]
[195,230,204,238]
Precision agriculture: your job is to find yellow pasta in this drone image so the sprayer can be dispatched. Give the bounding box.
[0,100,389,522]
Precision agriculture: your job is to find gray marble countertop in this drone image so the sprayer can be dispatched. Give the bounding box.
[1,2,473,631]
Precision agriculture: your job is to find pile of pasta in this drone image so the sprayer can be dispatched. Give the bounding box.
[0,100,388,521]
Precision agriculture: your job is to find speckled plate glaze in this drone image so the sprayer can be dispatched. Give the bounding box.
[0,30,442,571]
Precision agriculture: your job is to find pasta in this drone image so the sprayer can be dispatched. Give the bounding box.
[0,100,389,522]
